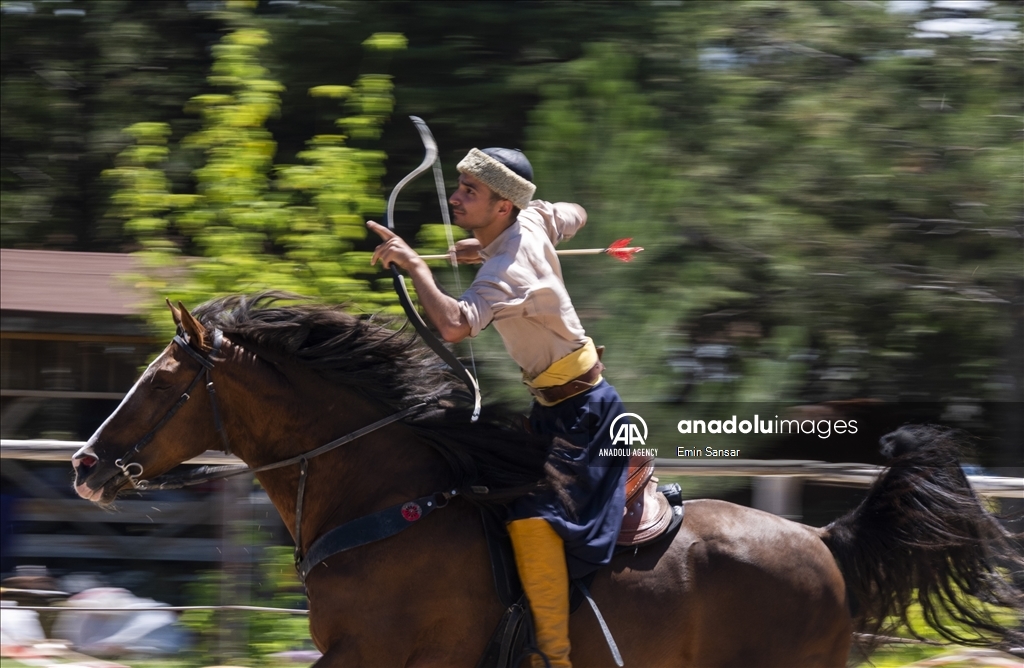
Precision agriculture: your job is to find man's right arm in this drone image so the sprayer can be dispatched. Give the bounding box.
[367,220,472,343]
[405,262,472,343]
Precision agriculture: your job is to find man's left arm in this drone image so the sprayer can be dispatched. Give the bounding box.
[563,203,588,232]
[528,201,587,246]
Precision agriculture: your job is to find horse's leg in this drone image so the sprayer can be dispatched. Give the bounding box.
[570,499,852,667]
[311,643,353,668]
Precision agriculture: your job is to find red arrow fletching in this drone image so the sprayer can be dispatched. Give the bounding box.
[605,238,644,262]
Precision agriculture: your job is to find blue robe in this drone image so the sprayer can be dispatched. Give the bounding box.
[512,380,629,579]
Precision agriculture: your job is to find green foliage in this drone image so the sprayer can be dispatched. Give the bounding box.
[0,0,219,249]
[3,0,1020,453]
[524,1,1023,423]
[179,547,310,665]
[853,595,1022,666]
[104,5,406,333]
[363,33,408,52]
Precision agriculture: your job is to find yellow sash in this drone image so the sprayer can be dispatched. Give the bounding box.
[524,338,601,400]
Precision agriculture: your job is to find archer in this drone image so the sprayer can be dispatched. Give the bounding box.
[369,147,628,668]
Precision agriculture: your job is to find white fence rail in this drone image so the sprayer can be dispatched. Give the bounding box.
[3,440,1020,497]
[651,456,1022,519]
[653,458,1023,498]
[4,439,1020,527]
[1,439,237,465]
[2,439,266,563]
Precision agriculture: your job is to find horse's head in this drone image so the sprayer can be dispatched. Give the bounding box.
[72,301,230,505]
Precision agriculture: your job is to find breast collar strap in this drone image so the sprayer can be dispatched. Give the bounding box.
[296,488,458,581]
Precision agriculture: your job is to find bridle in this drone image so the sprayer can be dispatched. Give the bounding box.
[110,329,443,573]
[114,328,230,485]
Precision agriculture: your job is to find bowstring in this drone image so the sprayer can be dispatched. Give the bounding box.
[432,158,478,381]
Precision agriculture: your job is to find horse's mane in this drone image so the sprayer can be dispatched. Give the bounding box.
[194,292,460,409]
[192,292,571,505]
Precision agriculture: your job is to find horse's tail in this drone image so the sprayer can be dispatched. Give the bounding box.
[818,425,1023,651]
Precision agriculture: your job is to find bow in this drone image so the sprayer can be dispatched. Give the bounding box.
[385,116,481,422]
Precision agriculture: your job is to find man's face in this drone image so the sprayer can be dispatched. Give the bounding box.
[450,173,505,232]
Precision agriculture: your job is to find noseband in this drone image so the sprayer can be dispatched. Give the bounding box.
[115,329,230,487]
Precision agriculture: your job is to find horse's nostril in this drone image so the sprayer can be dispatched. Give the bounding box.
[79,455,98,469]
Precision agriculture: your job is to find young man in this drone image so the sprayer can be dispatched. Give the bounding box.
[368,147,628,667]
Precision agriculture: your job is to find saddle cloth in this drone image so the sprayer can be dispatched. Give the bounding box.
[617,454,674,546]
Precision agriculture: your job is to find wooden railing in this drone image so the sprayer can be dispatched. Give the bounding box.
[2,440,1019,563]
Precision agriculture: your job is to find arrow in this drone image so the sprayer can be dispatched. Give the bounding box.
[419,238,644,263]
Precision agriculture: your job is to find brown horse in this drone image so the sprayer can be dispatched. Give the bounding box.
[71,294,1022,667]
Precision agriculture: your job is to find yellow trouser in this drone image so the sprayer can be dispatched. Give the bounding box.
[508,518,572,668]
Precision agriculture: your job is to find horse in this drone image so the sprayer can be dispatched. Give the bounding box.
[71,293,1023,667]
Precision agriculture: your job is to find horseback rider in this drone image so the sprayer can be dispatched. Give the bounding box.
[368,147,629,667]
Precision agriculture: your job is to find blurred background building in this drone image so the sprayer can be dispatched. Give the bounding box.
[1,249,152,441]
[1,249,287,605]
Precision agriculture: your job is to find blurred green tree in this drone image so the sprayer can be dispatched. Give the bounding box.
[522,0,1022,424]
[0,0,224,249]
[2,0,1020,457]
[104,2,405,333]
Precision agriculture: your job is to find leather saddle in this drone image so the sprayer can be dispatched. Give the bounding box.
[617,454,674,546]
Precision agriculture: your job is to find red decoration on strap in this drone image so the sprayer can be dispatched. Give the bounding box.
[401,502,423,522]
[606,238,644,262]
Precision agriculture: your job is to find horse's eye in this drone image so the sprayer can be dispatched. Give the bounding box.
[151,374,175,392]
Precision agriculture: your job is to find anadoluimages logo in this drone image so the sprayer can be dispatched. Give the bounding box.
[609,413,648,446]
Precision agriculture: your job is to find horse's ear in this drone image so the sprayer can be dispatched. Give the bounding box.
[176,301,210,351]
[167,299,182,328]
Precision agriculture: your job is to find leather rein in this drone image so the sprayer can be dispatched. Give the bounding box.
[117,329,456,579]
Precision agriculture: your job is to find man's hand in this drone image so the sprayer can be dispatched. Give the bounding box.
[367,221,426,273]
[366,220,471,343]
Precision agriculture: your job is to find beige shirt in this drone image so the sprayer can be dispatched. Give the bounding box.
[458,200,589,380]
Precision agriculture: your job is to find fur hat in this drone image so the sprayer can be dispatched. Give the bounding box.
[456,148,536,209]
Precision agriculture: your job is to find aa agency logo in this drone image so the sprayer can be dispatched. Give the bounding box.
[609,413,648,446]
